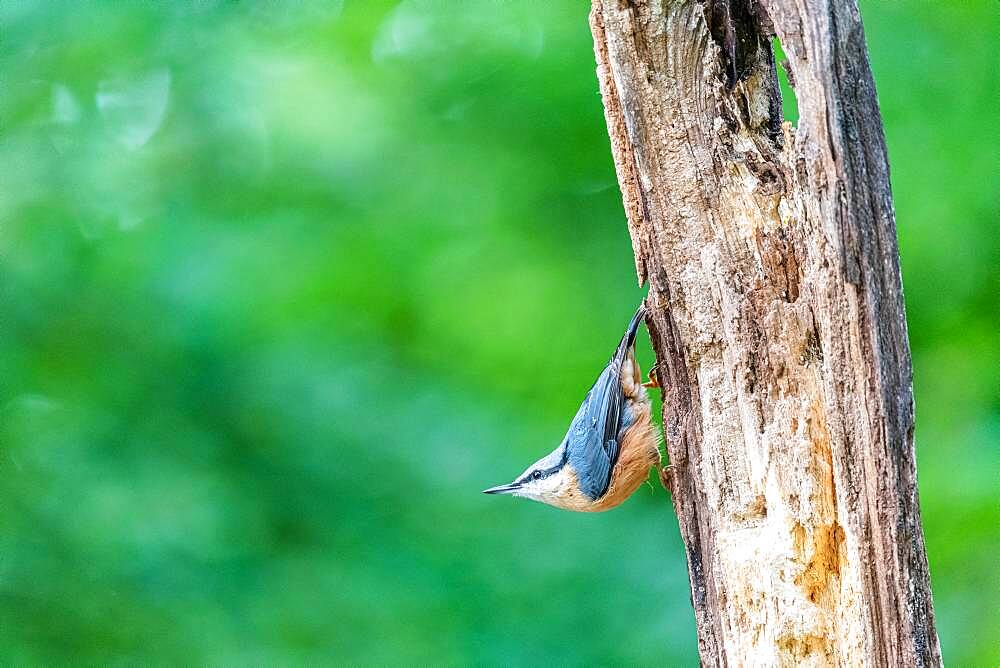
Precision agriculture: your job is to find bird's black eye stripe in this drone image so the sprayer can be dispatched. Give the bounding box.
[521,461,564,485]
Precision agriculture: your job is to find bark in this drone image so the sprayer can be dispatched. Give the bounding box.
[589,1,940,665]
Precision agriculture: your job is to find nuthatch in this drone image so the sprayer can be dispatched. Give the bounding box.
[484,305,661,512]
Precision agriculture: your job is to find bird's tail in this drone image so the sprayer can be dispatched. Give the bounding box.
[613,303,647,363]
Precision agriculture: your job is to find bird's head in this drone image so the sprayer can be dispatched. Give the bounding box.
[482,445,580,509]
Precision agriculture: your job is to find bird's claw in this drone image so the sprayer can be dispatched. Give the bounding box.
[642,364,660,389]
[659,465,675,495]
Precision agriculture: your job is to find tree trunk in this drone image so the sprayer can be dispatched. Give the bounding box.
[589,1,940,665]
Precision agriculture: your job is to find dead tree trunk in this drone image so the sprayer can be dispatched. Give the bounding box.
[589,1,939,665]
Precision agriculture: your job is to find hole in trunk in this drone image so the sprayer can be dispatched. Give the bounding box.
[773,37,799,126]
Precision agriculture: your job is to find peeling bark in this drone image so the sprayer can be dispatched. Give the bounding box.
[589,1,940,665]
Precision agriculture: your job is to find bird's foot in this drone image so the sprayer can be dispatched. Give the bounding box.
[642,364,660,389]
[659,465,675,495]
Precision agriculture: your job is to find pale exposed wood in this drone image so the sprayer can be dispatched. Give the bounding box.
[589,1,940,665]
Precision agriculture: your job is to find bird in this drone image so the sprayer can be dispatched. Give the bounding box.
[483,304,661,512]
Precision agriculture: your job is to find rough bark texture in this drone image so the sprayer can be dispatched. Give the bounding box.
[589,1,940,665]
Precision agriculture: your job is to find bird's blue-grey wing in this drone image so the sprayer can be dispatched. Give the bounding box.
[565,306,645,500]
[566,361,625,499]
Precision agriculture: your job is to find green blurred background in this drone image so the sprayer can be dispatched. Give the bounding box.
[1,1,996,664]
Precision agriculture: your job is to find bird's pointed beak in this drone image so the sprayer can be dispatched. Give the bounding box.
[482,482,520,495]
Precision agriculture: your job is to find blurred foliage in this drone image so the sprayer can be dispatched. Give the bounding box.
[0,0,995,664]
